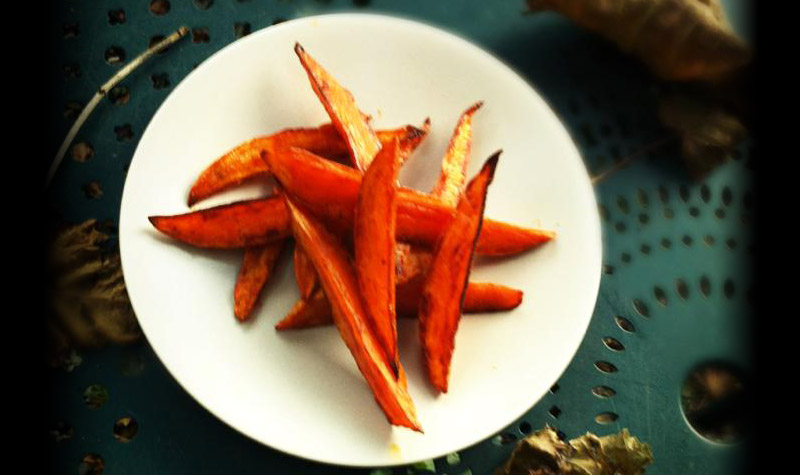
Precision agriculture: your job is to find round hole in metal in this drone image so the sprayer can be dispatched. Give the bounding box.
[653,287,667,306]
[615,316,634,333]
[700,184,710,203]
[78,453,104,475]
[681,361,749,444]
[595,412,619,424]
[633,299,649,317]
[676,279,689,300]
[595,361,618,373]
[724,279,735,299]
[700,275,711,297]
[82,384,109,409]
[616,196,629,214]
[71,142,94,163]
[149,0,170,16]
[658,185,669,203]
[113,416,138,443]
[592,386,616,398]
[603,337,624,352]
[679,184,690,202]
[722,187,732,206]
[108,85,129,105]
[104,46,125,65]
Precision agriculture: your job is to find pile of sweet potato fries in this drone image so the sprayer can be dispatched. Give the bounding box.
[149,43,555,431]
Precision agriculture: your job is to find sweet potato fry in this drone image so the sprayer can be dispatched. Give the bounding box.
[150,189,551,254]
[355,138,406,375]
[275,279,523,330]
[432,102,483,206]
[419,152,499,393]
[264,146,554,255]
[293,244,318,300]
[284,196,421,431]
[234,242,285,321]
[275,288,331,330]
[149,196,290,248]
[295,43,382,171]
[187,124,430,206]
[463,282,523,312]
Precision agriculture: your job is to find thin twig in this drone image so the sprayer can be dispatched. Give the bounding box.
[46,26,190,187]
[590,136,674,185]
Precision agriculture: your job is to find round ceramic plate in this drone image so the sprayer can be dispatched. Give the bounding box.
[120,13,601,467]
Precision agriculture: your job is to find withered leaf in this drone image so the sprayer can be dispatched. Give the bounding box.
[659,89,747,180]
[527,0,751,83]
[46,220,140,367]
[497,426,653,475]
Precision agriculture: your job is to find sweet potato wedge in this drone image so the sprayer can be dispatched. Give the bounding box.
[275,288,331,331]
[293,244,318,300]
[284,196,421,431]
[295,43,382,171]
[432,102,483,206]
[275,279,523,330]
[233,242,285,321]
[187,124,430,206]
[264,146,554,255]
[355,138,406,375]
[150,190,551,254]
[419,152,499,393]
[149,196,290,248]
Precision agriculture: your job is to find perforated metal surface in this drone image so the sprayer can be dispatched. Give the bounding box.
[45,1,752,473]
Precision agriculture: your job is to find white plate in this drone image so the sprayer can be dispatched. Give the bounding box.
[120,13,601,467]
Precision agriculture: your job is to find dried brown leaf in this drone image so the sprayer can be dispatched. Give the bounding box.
[659,89,747,179]
[527,0,751,83]
[46,220,140,367]
[497,426,653,475]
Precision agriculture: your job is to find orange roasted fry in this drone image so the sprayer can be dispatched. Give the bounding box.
[295,43,382,171]
[150,186,551,254]
[149,196,290,248]
[275,288,331,331]
[275,279,522,330]
[432,102,483,206]
[264,146,554,255]
[355,138,406,376]
[293,244,318,300]
[419,152,499,393]
[188,124,429,206]
[463,282,523,312]
[284,196,421,431]
[234,242,285,321]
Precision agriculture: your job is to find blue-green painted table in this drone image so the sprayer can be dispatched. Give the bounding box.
[45,1,753,473]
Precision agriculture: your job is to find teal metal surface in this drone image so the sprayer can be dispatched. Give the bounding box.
[45,1,753,473]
